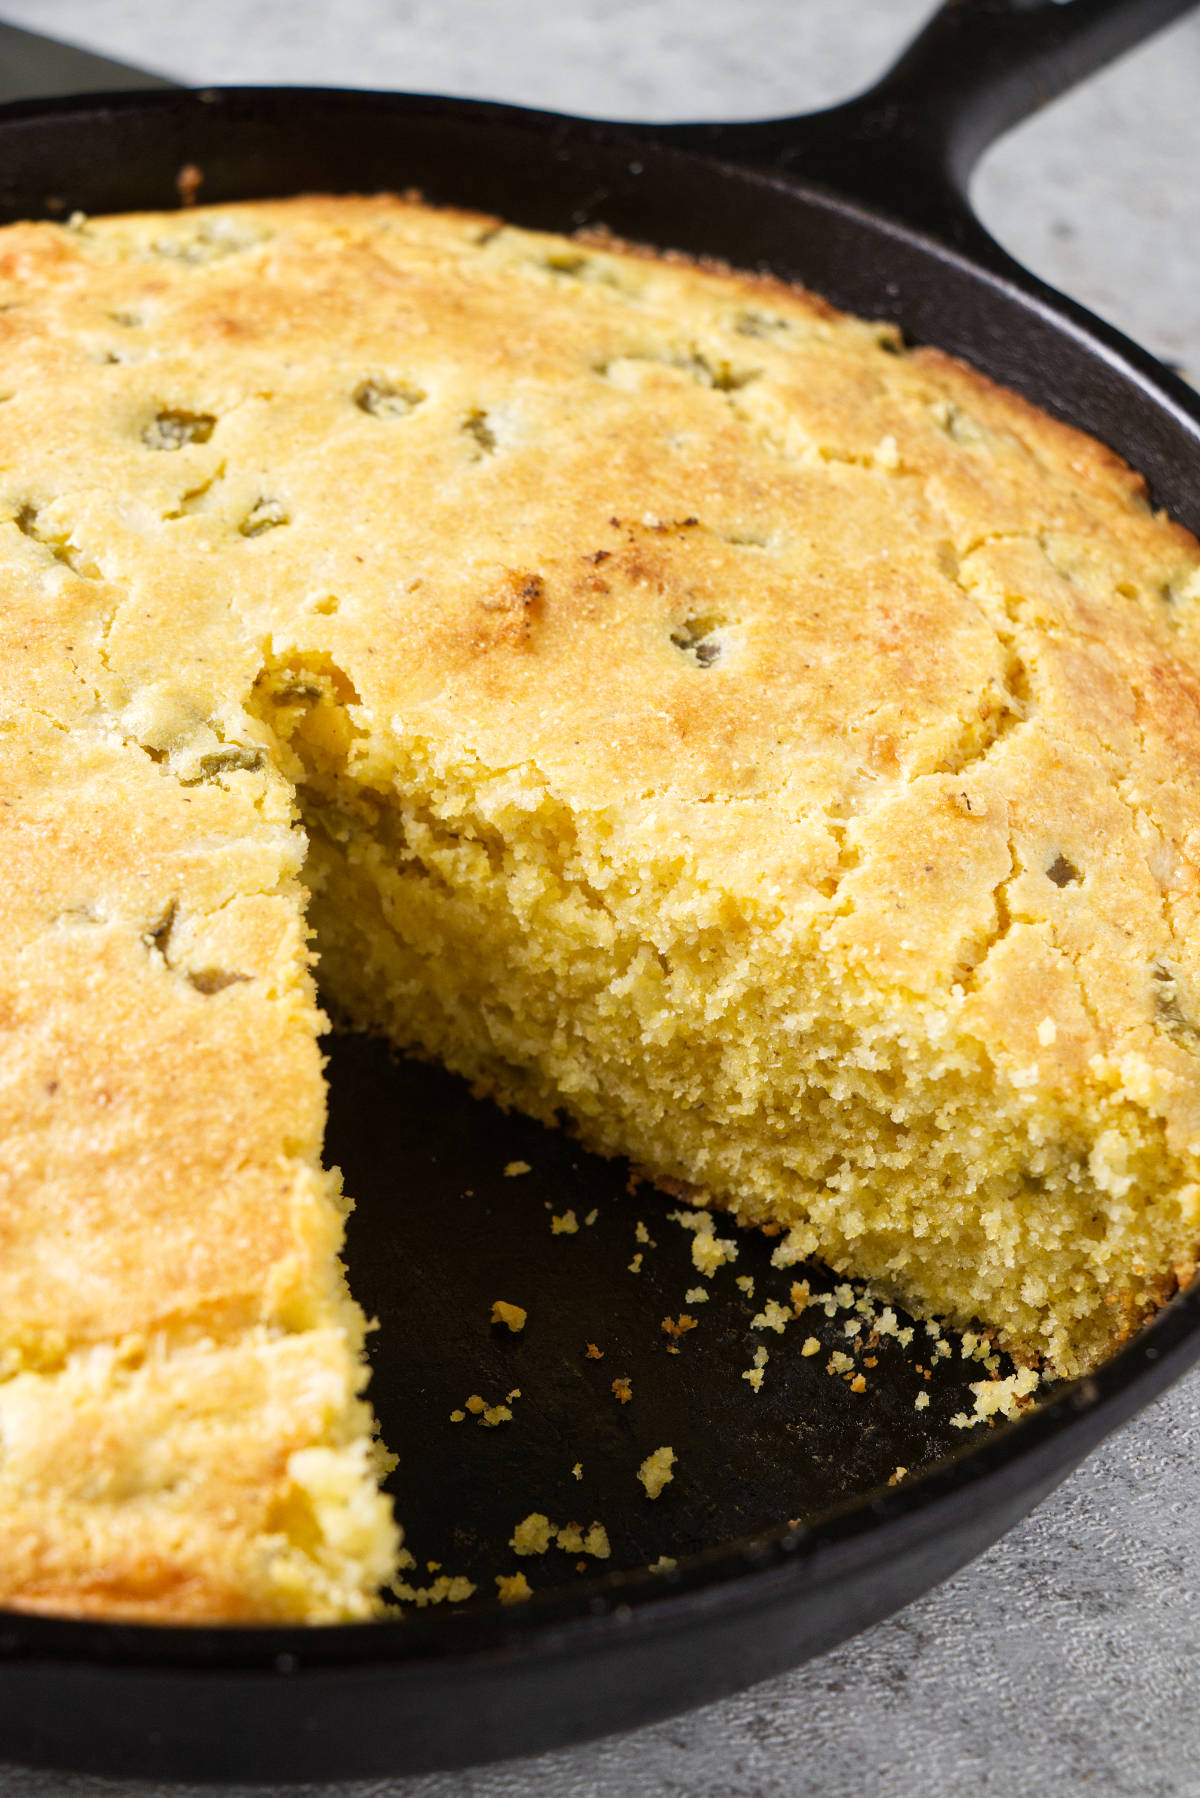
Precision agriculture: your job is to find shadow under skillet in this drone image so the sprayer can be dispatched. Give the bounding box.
[326,1027,1027,1599]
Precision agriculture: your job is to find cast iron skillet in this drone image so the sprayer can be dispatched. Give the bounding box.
[1,0,1199,1781]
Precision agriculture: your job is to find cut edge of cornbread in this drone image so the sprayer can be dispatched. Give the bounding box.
[267,692,1199,1382]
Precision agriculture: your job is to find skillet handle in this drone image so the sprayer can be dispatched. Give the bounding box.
[645,0,1199,263]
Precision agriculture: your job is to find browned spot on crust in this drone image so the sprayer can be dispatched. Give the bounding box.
[474,569,545,650]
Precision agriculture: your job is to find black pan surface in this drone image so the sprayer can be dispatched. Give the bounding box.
[1,0,1200,1780]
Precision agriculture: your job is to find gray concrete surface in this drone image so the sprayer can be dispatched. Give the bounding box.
[0,2,1198,1793]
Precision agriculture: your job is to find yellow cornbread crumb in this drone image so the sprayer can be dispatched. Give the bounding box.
[551,1210,579,1236]
[555,1522,611,1559]
[951,1365,1041,1429]
[572,1462,583,1480]
[393,1574,477,1607]
[638,1447,677,1499]
[462,1391,515,1426]
[490,1300,527,1333]
[495,1573,533,1606]
[510,1512,610,1559]
[611,1376,633,1405]
[510,1512,554,1556]
[582,1524,610,1560]
[628,1253,644,1273]
[670,1210,738,1277]
[504,1161,531,1178]
[685,1288,710,1304]
[742,1345,769,1391]
[751,1299,792,1335]
[801,1337,821,1357]
[649,1555,678,1574]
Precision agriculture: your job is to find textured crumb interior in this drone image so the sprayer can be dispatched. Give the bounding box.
[261,679,1197,1379]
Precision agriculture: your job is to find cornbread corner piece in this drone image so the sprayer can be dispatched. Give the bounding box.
[0,710,397,1618]
[2,192,1200,1620]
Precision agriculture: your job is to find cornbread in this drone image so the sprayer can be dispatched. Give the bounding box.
[3,192,1200,1621]
[638,1448,678,1499]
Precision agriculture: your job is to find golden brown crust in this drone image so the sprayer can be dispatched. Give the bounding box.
[0,1331,387,1621]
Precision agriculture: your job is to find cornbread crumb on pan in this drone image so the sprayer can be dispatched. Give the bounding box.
[490,1300,527,1333]
[950,1365,1041,1429]
[392,1572,476,1607]
[510,1513,554,1556]
[3,190,1200,1621]
[638,1448,678,1499]
[495,1571,533,1605]
[509,1514,611,1560]
[671,1212,739,1279]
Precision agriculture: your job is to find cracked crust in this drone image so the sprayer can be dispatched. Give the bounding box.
[2,193,1200,1616]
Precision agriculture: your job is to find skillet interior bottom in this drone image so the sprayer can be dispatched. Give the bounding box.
[329,1027,1035,1600]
